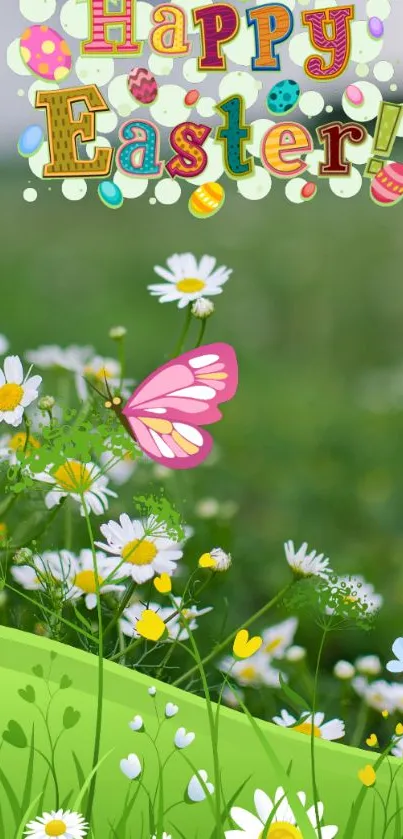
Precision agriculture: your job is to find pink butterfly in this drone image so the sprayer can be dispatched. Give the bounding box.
[107,343,238,469]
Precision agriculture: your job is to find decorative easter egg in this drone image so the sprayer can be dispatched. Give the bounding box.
[370,163,403,206]
[19,25,72,81]
[266,79,300,115]
[188,182,225,219]
[301,182,317,201]
[17,125,44,157]
[127,68,158,105]
[184,89,200,106]
[345,84,364,106]
[98,180,124,209]
[368,17,384,38]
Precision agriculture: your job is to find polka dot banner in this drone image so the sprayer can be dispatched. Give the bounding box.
[9,0,403,212]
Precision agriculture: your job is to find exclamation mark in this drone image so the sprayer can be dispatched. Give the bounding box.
[364,100,403,177]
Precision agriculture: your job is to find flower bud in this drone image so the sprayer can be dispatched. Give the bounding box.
[109,326,127,340]
[38,395,55,411]
[13,547,33,565]
[191,298,215,319]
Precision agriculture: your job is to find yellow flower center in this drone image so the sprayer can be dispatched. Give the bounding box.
[239,666,256,681]
[0,383,23,411]
[122,539,157,566]
[261,823,302,839]
[53,461,93,493]
[45,820,67,836]
[74,569,104,593]
[9,432,40,452]
[84,365,114,381]
[265,637,282,654]
[176,278,206,293]
[293,722,322,737]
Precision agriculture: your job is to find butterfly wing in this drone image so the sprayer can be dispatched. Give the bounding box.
[122,343,238,469]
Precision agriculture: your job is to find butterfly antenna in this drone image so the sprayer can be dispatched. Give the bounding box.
[84,377,107,400]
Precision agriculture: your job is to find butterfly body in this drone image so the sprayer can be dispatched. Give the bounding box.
[115,343,238,469]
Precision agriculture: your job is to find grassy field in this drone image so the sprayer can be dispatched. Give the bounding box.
[3,162,403,677]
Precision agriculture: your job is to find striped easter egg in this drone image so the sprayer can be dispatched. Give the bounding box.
[127,67,158,105]
[188,182,225,219]
[371,162,403,206]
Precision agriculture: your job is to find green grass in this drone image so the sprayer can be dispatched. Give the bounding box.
[2,162,403,688]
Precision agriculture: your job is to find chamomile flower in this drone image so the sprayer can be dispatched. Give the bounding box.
[120,599,211,641]
[0,430,40,464]
[0,356,41,427]
[352,677,398,713]
[100,438,139,486]
[25,344,93,371]
[0,335,9,355]
[219,652,284,688]
[272,710,345,741]
[284,540,331,578]
[33,459,117,516]
[10,551,70,593]
[24,809,88,838]
[225,786,338,839]
[77,355,133,401]
[95,513,184,584]
[58,549,125,610]
[355,655,382,676]
[327,575,383,617]
[261,617,298,659]
[148,253,232,308]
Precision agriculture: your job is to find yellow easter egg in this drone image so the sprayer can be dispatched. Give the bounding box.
[188,182,225,219]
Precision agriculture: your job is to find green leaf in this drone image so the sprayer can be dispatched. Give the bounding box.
[394,787,401,839]
[15,792,42,839]
[2,719,27,749]
[18,684,36,704]
[0,764,20,825]
[72,749,114,811]
[72,751,86,791]
[60,674,73,690]
[32,664,44,678]
[21,726,35,817]
[278,674,311,714]
[63,706,81,730]
[60,789,73,810]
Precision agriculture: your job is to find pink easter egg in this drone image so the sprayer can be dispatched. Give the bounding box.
[127,67,158,105]
[19,25,72,82]
[345,84,364,106]
[301,182,317,201]
[371,162,403,206]
[184,89,200,106]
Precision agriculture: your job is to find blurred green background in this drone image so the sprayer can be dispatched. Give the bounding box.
[2,163,403,682]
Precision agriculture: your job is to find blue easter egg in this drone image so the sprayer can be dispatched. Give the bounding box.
[98,180,123,209]
[17,125,44,158]
[266,80,300,115]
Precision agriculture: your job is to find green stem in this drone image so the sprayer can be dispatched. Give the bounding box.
[64,499,72,551]
[118,337,126,391]
[311,628,328,839]
[173,581,293,687]
[82,499,104,827]
[350,698,369,748]
[195,320,207,348]
[103,579,137,640]
[172,305,192,358]
[5,583,97,642]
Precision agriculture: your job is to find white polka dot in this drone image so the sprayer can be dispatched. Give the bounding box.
[342,82,382,122]
[344,133,373,165]
[85,136,111,159]
[285,178,307,204]
[366,0,391,20]
[299,91,324,117]
[60,0,89,39]
[7,38,32,76]
[148,54,174,77]
[28,79,58,107]
[329,167,362,198]
[196,97,216,118]
[183,58,207,83]
[218,71,261,108]
[373,61,394,82]
[223,17,256,67]
[108,75,139,117]
[114,171,148,199]
[149,84,189,127]
[288,32,312,68]
[350,21,383,63]
[96,110,118,134]
[23,187,37,202]
[237,166,271,200]
[61,178,87,201]
[20,0,56,22]
[75,56,115,87]
[154,179,181,204]
[356,63,370,78]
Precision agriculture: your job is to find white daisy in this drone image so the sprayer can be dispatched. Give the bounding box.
[95,513,184,584]
[333,660,355,680]
[0,429,41,464]
[272,710,345,741]
[0,356,41,427]
[25,344,93,371]
[284,540,331,578]
[24,808,88,838]
[148,253,232,309]
[225,786,338,839]
[219,652,284,688]
[0,335,9,355]
[352,677,398,713]
[11,550,71,594]
[120,598,211,641]
[77,354,134,402]
[327,574,383,617]
[100,438,139,486]
[32,459,117,516]
[151,834,171,839]
[261,617,298,659]
[355,655,382,676]
[56,549,125,610]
